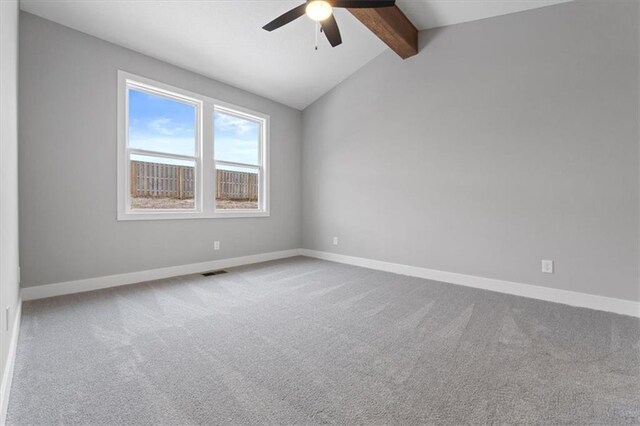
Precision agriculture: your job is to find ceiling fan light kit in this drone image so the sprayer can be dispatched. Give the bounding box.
[306,1,333,21]
[263,0,396,48]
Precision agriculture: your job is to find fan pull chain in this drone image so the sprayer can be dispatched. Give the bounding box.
[315,21,319,50]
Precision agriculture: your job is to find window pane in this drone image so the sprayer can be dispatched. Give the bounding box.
[130,154,195,210]
[215,163,259,210]
[214,110,260,165]
[128,88,197,157]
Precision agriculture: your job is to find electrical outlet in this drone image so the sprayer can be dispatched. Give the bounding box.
[214,241,220,251]
[332,237,338,246]
[542,260,553,274]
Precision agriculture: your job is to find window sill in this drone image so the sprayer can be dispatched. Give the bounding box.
[117,210,270,221]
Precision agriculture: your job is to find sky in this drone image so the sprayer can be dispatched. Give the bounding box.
[128,88,260,168]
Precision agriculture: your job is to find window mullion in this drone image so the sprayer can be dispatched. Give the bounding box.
[202,101,215,214]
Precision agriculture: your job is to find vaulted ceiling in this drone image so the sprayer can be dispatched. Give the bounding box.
[20,0,572,109]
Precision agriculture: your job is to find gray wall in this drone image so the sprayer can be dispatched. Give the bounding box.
[0,0,20,396]
[302,1,640,302]
[19,12,302,288]
[17,2,640,303]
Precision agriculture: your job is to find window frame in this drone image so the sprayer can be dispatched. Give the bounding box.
[213,106,266,214]
[117,71,270,221]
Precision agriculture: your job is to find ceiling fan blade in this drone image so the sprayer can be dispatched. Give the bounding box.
[321,14,342,47]
[262,3,307,31]
[332,0,395,8]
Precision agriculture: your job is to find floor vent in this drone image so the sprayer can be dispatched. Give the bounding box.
[202,270,228,277]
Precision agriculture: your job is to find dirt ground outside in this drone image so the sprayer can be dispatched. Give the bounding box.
[216,199,259,210]
[131,197,258,210]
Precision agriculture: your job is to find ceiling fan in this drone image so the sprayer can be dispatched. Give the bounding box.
[263,0,396,48]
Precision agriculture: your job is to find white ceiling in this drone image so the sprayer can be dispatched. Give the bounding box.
[20,0,572,110]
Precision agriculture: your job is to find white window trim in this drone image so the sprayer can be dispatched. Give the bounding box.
[117,70,270,221]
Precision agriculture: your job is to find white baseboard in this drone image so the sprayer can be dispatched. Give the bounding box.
[301,249,640,318]
[22,249,302,301]
[20,247,640,317]
[1,296,22,426]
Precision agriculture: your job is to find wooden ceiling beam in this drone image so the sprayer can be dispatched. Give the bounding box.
[347,5,418,59]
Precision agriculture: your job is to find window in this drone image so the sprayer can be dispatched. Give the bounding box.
[127,85,199,211]
[214,108,263,211]
[117,71,269,220]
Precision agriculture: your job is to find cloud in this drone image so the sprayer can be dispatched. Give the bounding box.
[147,117,192,136]
[214,112,258,136]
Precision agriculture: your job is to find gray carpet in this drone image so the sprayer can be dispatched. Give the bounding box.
[7,257,640,425]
